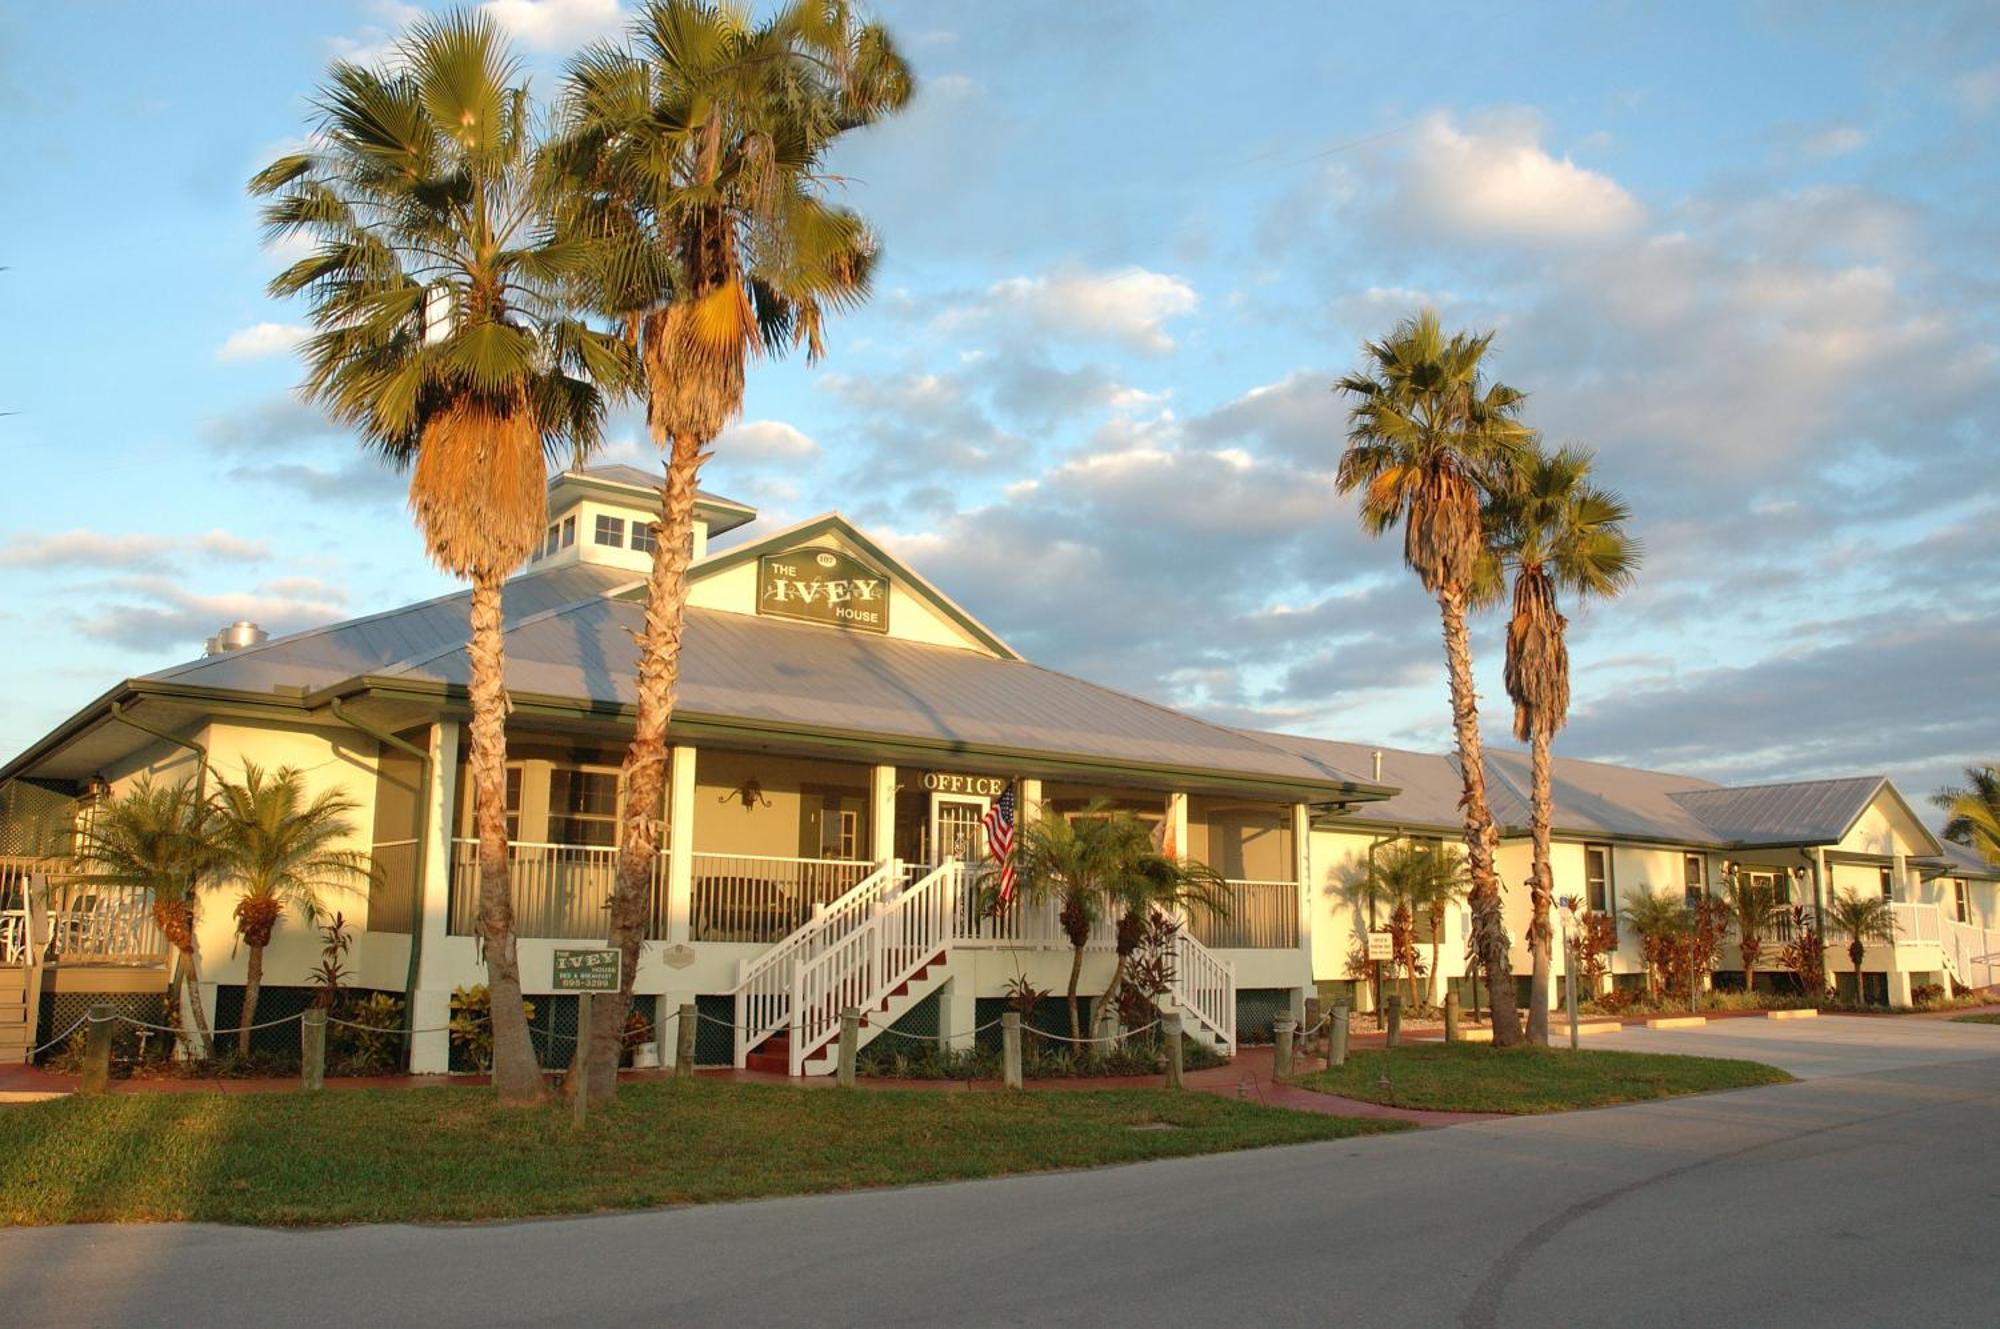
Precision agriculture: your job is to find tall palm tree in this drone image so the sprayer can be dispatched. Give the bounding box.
[1407,843,1470,1008]
[1620,889,1687,998]
[1717,866,1790,995]
[252,13,632,1104]
[73,776,221,1058]
[211,764,371,1055]
[544,0,913,1100]
[1488,444,1639,1043]
[1933,765,2000,867]
[1827,888,1898,1005]
[1336,309,1533,1044]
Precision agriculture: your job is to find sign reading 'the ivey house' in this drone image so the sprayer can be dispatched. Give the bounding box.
[757,546,889,634]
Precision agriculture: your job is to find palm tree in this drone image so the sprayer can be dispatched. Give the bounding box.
[1488,444,1639,1043]
[211,764,371,1055]
[1005,805,1127,1042]
[1407,844,1470,1008]
[1096,836,1231,1033]
[1336,309,1533,1044]
[251,14,632,1105]
[543,0,913,1100]
[73,776,221,1057]
[1827,888,1898,1005]
[1933,765,2000,867]
[1342,840,1465,1010]
[1620,890,1687,998]
[1717,866,1790,995]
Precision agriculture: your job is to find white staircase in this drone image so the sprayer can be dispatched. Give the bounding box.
[1940,916,2000,992]
[1171,927,1236,1056]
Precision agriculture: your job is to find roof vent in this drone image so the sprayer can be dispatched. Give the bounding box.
[1372,749,1384,782]
[204,621,268,657]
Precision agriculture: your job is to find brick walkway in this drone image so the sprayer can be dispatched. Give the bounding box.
[0,1045,1497,1126]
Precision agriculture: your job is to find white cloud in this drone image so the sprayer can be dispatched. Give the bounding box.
[1801,123,1867,158]
[480,0,626,52]
[216,322,309,363]
[1397,109,1643,242]
[75,577,348,653]
[0,529,270,570]
[959,267,1200,354]
[715,419,820,461]
[1952,61,2000,114]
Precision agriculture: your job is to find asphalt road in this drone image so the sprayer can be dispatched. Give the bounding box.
[5,1017,1999,1329]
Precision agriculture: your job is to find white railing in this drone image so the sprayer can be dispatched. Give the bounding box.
[1171,927,1235,1054]
[43,880,167,964]
[1940,915,2000,989]
[448,839,667,940]
[0,910,27,967]
[692,853,872,944]
[1891,901,1941,946]
[952,864,1117,950]
[731,860,899,1068]
[789,861,960,1074]
[1187,879,1299,949]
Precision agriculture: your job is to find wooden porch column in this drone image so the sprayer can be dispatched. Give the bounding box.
[1165,791,1188,859]
[1291,801,1313,1022]
[870,763,896,865]
[410,720,460,1074]
[1019,777,1043,825]
[666,745,697,945]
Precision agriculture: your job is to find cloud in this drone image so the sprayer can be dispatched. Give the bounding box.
[480,0,626,52]
[952,267,1200,354]
[1952,61,2000,114]
[715,419,819,462]
[1393,109,1644,243]
[216,322,308,363]
[1801,123,1868,158]
[0,529,269,571]
[73,576,348,654]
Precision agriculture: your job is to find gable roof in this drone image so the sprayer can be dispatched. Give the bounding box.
[1667,776,1891,847]
[1928,840,2000,881]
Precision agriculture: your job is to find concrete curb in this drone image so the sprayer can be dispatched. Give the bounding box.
[1763,1009,1819,1020]
[1644,1015,1708,1030]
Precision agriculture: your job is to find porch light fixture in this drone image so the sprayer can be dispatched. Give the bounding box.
[82,775,110,801]
[719,779,772,811]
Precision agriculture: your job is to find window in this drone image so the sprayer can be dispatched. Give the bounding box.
[837,809,860,860]
[561,515,576,549]
[1682,853,1706,909]
[549,768,619,846]
[1955,880,1970,924]
[543,523,559,557]
[1585,845,1613,915]
[629,520,658,555]
[1879,866,1894,900]
[594,515,625,548]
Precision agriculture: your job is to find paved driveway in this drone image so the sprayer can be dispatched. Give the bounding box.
[5,1021,1999,1328]
[1584,1012,2000,1078]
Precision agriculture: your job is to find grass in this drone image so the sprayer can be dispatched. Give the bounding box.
[1291,1043,1792,1114]
[0,1080,1409,1227]
[1950,1013,2000,1025]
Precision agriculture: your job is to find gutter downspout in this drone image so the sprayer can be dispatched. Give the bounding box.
[330,699,431,1071]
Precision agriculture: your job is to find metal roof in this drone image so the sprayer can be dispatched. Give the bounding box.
[1667,776,1888,846]
[1929,840,2000,880]
[553,465,756,532]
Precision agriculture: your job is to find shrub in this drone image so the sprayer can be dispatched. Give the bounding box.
[449,985,535,1074]
[332,992,405,1076]
[1911,983,1945,1010]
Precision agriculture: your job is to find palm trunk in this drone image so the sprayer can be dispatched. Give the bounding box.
[1067,943,1085,1041]
[468,574,544,1106]
[1741,937,1758,996]
[1849,941,1865,1004]
[1525,724,1554,1046]
[1428,910,1443,1008]
[1439,587,1520,1045]
[587,428,707,1104]
[238,942,264,1057]
[178,946,213,1059]
[1098,952,1128,1038]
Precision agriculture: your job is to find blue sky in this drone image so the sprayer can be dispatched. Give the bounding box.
[2,1,1996,813]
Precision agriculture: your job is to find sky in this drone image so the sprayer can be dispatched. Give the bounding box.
[2,1,1997,819]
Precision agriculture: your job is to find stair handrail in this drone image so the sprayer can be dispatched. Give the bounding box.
[1170,925,1235,1054]
[790,860,961,1074]
[729,858,899,1069]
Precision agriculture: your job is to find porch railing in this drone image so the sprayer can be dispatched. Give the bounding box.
[43,879,167,965]
[1187,879,1300,949]
[1,910,27,966]
[952,863,1117,951]
[1890,901,1940,946]
[691,853,871,944]
[447,840,668,941]
[1941,915,2000,989]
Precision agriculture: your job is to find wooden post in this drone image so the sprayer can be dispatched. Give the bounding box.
[1274,1016,1295,1079]
[80,1003,113,1095]
[1444,991,1461,1044]
[1386,993,1402,1048]
[301,1007,327,1091]
[675,1002,697,1078]
[1001,1011,1023,1090]
[1329,1006,1349,1066]
[1303,997,1321,1057]
[837,1007,859,1088]
[571,993,592,1128]
[1163,1012,1183,1089]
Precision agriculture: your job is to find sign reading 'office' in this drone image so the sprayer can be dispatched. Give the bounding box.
[757,546,889,634]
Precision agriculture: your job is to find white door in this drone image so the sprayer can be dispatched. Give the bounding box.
[931,796,989,867]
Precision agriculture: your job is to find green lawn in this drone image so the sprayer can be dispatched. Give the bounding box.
[1950,1013,2000,1025]
[0,1080,1409,1226]
[1292,1043,1792,1113]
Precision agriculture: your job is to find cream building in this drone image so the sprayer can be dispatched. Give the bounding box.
[2,466,1994,1069]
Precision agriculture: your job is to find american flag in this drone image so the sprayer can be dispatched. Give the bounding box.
[981,784,1017,904]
